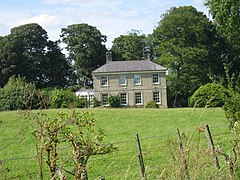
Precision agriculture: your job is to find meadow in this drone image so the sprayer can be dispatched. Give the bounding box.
[0,108,233,179]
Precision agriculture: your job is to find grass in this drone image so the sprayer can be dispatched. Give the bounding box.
[0,108,233,179]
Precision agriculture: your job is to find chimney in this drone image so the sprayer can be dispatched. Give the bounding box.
[106,51,112,63]
[143,46,151,60]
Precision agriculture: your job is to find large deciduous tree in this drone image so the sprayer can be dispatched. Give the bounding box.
[61,23,107,85]
[149,6,224,107]
[206,0,240,48]
[111,30,146,60]
[206,0,240,76]
[0,23,73,88]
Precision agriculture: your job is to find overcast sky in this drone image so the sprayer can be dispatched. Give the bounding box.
[0,0,210,48]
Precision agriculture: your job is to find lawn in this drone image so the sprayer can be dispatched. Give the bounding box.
[0,108,232,179]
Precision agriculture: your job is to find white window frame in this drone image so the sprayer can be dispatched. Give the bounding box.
[119,93,127,105]
[152,74,160,84]
[153,91,161,104]
[101,76,108,86]
[119,75,126,86]
[134,74,141,85]
[101,93,109,106]
[135,92,142,105]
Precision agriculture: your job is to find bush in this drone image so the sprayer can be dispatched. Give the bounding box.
[75,97,88,108]
[0,76,41,111]
[50,89,77,108]
[145,100,159,108]
[189,83,228,107]
[108,95,121,108]
[93,97,101,108]
[224,90,240,128]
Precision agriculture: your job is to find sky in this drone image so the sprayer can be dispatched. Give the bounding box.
[0,0,210,48]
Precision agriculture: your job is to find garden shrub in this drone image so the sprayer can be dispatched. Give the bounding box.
[108,95,121,108]
[189,82,228,107]
[0,76,41,111]
[224,90,240,128]
[50,89,77,108]
[145,100,159,108]
[93,97,101,108]
[75,97,88,108]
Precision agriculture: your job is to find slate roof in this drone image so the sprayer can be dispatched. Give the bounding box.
[92,60,167,74]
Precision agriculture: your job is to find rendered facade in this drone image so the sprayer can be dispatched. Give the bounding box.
[92,53,168,108]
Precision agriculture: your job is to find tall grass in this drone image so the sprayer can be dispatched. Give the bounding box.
[0,108,233,179]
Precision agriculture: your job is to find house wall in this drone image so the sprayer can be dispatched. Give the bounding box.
[93,71,167,108]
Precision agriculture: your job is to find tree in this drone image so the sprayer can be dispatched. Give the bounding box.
[0,23,73,88]
[61,24,107,85]
[206,0,240,77]
[149,6,224,107]
[33,111,113,179]
[0,35,18,87]
[44,40,77,88]
[206,0,240,48]
[111,30,146,60]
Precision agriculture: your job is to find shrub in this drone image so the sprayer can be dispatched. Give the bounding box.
[224,90,240,128]
[108,95,121,108]
[0,76,41,111]
[145,100,159,108]
[50,89,77,108]
[189,83,228,107]
[93,97,101,108]
[75,97,88,108]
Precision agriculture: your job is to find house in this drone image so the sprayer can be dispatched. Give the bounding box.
[92,52,168,108]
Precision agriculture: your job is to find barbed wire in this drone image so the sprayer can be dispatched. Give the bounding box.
[0,122,232,180]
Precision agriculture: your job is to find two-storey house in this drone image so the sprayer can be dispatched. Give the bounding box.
[92,53,168,108]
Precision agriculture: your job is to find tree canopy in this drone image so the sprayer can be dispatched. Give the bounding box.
[149,6,224,107]
[0,23,73,88]
[206,0,240,76]
[61,23,107,85]
[206,0,240,48]
[111,30,146,60]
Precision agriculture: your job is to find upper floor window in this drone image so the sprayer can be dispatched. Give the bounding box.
[101,76,108,86]
[153,91,161,104]
[135,92,142,105]
[119,75,126,85]
[134,74,141,85]
[152,74,160,84]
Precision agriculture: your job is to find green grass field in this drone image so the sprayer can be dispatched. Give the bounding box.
[0,108,233,179]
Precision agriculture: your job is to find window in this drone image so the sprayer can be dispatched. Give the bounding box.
[101,94,109,106]
[153,91,161,104]
[119,75,126,85]
[101,76,108,86]
[152,74,160,84]
[80,95,88,101]
[135,92,142,105]
[134,74,141,85]
[120,93,127,105]
[89,95,94,100]
[88,95,94,106]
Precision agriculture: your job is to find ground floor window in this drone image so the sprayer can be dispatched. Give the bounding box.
[135,92,142,105]
[120,93,127,105]
[153,91,161,104]
[101,94,109,106]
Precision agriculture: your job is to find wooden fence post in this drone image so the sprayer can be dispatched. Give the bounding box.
[135,134,146,180]
[205,124,220,169]
[176,128,190,180]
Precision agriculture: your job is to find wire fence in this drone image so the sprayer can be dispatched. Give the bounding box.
[0,123,232,179]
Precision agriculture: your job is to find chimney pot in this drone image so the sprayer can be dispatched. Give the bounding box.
[106,51,112,63]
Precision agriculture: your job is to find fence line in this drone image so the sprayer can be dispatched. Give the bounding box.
[0,123,233,179]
